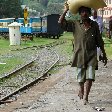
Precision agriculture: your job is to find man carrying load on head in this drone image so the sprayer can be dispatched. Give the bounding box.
[58,0,107,105]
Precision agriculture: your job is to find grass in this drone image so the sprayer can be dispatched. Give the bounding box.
[61,32,112,59]
[60,32,112,59]
[60,32,73,54]
[20,37,56,46]
[103,37,112,59]
[0,58,23,75]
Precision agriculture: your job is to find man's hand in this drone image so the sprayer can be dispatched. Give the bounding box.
[64,2,69,11]
[58,2,69,24]
[102,54,107,66]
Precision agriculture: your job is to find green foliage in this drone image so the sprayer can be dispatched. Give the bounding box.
[29,3,46,16]
[40,0,48,7]
[21,0,83,16]
[26,0,65,16]
[49,0,64,3]
[47,3,63,15]
[0,0,23,18]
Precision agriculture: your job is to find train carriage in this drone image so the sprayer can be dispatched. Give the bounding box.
[0,14,63,39]
[0,18,15,34]
[41,14,63,39]
[18,17,42,35]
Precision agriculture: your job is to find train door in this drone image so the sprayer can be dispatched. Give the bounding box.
[41,16,47,33]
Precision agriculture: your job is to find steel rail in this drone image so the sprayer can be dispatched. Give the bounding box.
[0,58,37,79]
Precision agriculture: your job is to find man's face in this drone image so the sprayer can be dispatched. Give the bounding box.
[80,7,90,20]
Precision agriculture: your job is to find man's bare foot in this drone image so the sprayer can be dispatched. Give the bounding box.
[78,91,83,99]
[83,100,89,105]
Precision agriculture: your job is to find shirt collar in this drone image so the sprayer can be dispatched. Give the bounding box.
[79,18,93,25]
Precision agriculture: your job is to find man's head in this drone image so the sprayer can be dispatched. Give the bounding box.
[110,16,112,20]
[91,9,97,19]
[78,6,91,20]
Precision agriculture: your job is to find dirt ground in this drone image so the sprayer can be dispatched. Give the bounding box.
[0,60,112,112]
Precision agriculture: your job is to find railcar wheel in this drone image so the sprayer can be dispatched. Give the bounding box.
[57,35,59,39]
[53,36,55,39]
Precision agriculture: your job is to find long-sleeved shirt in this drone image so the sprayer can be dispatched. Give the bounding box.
[89,16,103,33]
[61,19,104,68]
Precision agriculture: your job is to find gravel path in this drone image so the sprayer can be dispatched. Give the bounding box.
[0,60,112,112]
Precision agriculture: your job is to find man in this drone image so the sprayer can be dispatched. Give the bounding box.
[90,9,103,34]
[90,9,103,61]
[58,3,107,105]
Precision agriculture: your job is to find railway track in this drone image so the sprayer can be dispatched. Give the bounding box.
[0,40,66,78]
[11,40,66,51]
[0,48,59,104]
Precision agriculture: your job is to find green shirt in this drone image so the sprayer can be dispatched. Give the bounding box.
[61,19,104,68]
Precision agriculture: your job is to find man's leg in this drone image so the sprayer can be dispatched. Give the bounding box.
[111,31,112,39]
[84,80,92,105]
[83,66,95,105]
[78,82,84,99]
[77,68,86,99]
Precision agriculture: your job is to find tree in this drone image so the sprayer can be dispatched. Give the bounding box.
[31,4,45,16]
[48,0,64,3]
[46,0,65,15]
[0,0,23,18]
[47,3,63,15]
[23,0,65,16]
[0,0,7,18]
[40,0,48,7]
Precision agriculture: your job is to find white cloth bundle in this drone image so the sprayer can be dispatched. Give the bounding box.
[67,0,107,14]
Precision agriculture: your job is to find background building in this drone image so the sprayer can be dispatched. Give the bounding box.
[98,0,112,27]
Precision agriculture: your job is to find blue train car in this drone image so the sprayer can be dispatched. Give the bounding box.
[18,17,41,35]
[0,18,15,34]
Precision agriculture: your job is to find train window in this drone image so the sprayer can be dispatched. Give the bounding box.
[7,22,11,26]
[32,22,41,28]
[3,22,7,28]
[0,23,3,28]
[42,20,47,27]
[27,24,30,27]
